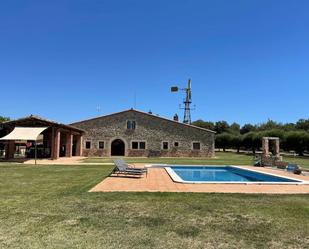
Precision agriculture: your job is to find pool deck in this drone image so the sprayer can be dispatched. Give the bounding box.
[90,165,309,194]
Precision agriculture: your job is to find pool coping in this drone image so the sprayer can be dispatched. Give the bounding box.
[164,165,309,185]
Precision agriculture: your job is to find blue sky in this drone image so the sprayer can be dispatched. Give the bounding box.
[0,0,308,125]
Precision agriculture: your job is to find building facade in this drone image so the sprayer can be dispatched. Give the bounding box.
[71,109,215,157]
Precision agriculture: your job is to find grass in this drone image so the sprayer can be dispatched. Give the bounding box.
[83,151,309,170]
[282,155,309,170]
[83,151,253,165]
[0,159,309,248]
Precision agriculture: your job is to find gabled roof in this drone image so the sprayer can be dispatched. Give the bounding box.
[71,109,216,133]
[2,115,85,133]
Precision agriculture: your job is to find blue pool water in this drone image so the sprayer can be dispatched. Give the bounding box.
[169,166,301,183]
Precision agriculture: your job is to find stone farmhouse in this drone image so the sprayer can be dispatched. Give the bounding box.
[71,109,215,157]
[0,109,215,159]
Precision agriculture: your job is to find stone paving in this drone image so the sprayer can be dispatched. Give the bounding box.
[90,166,309,194]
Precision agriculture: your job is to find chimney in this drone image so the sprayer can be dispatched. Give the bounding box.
[173,114,179,122]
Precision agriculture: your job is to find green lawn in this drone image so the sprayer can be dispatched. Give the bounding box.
[0,161,309,248]
[282,155,309,170]
[83,151,253,165]
[83,151,309,170]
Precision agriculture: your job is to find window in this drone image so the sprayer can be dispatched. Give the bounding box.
[162,141,169,150]
[174,142,179,147]
[132,141,139,149]
[193,142,201,150]
[85,141,91,149]
[131,141,146,150]
[98,141,104,149]
[127,120,136,130]
[139,141,146,150]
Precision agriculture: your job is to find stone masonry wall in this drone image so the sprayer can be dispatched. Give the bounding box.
[72,110,215,157]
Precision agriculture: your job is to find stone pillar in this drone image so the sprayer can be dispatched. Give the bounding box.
[76,135,83,156]
[65,133,73,157]
[5,140,15,159]
[51,129,60,159]
[262,138,269,157]
[275,139,280,158]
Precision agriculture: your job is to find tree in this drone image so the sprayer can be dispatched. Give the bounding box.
[240,124,256,134]
[215,121,229,134]
[0,116,10,123]
[242,132,261,154]
[261,129,284,139]
[284,131,309,156]
[230,134,243,153]
[229,122,240,134]
[216,133,233,152]
[296,119,309,132]
[191,120,215,131]
[282,123,295,131]
[257,119,280,131]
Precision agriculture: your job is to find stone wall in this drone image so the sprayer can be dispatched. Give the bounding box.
[72,110,215,157]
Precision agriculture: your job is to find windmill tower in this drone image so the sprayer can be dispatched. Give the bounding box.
[171,79,193,124]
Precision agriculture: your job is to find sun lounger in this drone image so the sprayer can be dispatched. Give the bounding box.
[115,158,147,171]
[112,159,148,177]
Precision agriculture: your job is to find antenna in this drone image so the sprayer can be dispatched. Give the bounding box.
[96,105,101,116]
[171,79,194,124]
[134,92,137,109]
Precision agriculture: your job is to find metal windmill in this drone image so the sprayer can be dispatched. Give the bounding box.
[171,79,194,124]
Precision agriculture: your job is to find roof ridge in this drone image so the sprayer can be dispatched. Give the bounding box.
[71,108,215,133]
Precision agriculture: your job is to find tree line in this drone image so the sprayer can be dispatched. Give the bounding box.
[0,116,10,123]
[192,119,309,156]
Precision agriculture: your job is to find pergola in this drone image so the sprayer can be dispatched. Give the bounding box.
[0,115,84,160]
[262,137,280,159]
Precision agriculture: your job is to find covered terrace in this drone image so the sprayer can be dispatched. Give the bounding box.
[0,115,84,160]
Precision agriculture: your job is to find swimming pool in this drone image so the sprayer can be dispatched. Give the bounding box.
[165,166,305,184]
